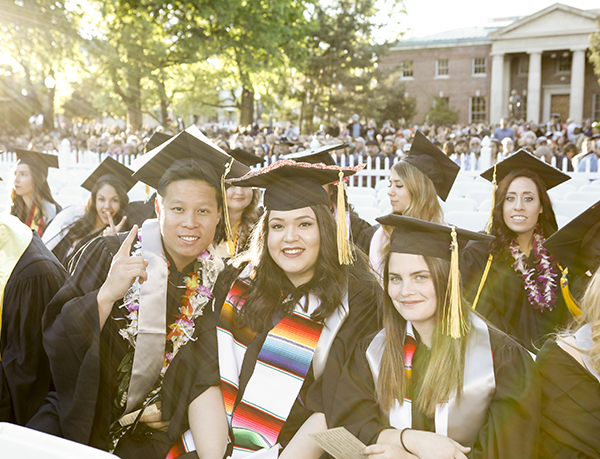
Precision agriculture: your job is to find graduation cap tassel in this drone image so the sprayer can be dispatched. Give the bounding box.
[445,226,466,339]
[336,170,355,265]
[221,158,235,255]
[558,264,582,317]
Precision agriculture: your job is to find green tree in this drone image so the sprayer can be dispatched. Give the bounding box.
[425,97,459,125]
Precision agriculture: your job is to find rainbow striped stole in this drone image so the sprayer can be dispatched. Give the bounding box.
[217,279,324,455]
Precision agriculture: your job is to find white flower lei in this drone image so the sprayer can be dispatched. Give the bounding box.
[118,235,222,375]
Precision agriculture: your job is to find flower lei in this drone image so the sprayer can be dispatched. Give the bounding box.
[508,227,558,311]
[118,233,221,376]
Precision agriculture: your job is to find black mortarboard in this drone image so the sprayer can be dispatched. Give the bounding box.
[377,214,494,261]
[401,131,460,201]
[543,199,600,275]
[15,149,59,177]
[145,132,173,153]
[228,148,263,167]
[131,125,250,189]
[228,159,358,211]
[81,156,137,193]
[480,149,570,190]
[282,143,348,166]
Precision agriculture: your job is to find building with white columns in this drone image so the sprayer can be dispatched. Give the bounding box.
[381,3,600,125]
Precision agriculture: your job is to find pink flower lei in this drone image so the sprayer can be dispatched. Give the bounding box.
[508,226,558,311]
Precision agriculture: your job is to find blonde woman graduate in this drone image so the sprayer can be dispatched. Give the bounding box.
[166,160,382,459]
[327,215,540,459]
[369,131,460,284]
[461,150,574,352]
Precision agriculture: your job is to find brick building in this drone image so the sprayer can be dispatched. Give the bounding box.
[381,3,600,125]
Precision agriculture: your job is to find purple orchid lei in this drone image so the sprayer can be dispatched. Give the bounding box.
[508,226,558,311]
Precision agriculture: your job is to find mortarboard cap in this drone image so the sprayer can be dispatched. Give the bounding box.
[376,214,494,261]
[377,214,495,338]
[131,125,250,190]
[401,130,460,201]
[145,132,173,153]
[543,199,600,275]
[480,149,570,190]
[15,149,59,177]
[228,159,359,211]
[228,148,263,167]
[81,156,137,193]
[282,143,348,166]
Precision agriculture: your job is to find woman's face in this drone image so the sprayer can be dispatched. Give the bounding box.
[95,184,121,226]
[388,169,411,214]
[267,206,320,288]
[226,186,253,214]
[502,176,543,236]
[388,253,437,329]
[13,164,34,198]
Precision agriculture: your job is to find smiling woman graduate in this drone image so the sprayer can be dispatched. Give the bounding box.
[166,160,382,459]
[326,215,540,459]
[461,150,576,352]
[35,126,249,458]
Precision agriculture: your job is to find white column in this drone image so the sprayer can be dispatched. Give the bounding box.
[490,53,505,124]
[569,48,586,124]
[502,55,511,118]
[526,51,542,123]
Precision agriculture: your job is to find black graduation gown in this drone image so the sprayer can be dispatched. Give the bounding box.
[182,262,381,450]
[0,233,68,426]
[328,324,540,459]
[40,233,219,457]
[124,192,157,227]
[462,240,572,352]
[52,229,103,270]
[349,212,374,255]
[537,339,600,459]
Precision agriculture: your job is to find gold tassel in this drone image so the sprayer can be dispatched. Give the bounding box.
[485,163,497,234]
[221,158,235,250]
[336,169,355,265]
[445,226,467,338]
[557,263,582,317]
[472,254,493,310]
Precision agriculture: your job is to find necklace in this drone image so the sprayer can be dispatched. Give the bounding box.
[508,226,557,311]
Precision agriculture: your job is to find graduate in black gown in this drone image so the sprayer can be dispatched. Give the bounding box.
[462,150,574,352]
[0,213,67,425]
[537,267,600,459]
[43,156,135,269]
[37,126,249,458]
[168,161,382,459]
[327,215,540,459]
[284,144,374,254]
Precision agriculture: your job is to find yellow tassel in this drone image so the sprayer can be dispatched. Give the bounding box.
[557,264,582,317]
[445,226,467,338]
[472,254,493,310]
[336,169,355,265]
[221,158,235,248]
[485,163,497,234]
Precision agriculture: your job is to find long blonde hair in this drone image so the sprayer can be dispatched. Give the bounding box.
[570,268,600,373]
[380,161,445,254]
[377,254,469,417]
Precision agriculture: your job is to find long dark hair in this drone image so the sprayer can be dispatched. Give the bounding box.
[378,254,468,417]
[232,204,349,332]
[67,178,129,243]
[490,168,557,257]
[10,160,59,226]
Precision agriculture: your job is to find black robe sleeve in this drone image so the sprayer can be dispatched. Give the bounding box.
[327,323,541,459]
[537,339,600,459]
[0,234,68,425]
[349,212,374,255]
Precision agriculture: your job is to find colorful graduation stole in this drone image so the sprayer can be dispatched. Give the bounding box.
[25,205,45,236]
[0,215,33,361]
[366,314,496,447]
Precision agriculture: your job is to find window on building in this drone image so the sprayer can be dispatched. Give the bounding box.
[593,94,600,121]
[473,57,486,75]
[436,59,449,77]
[470,96,487,123]
[518,57,529,75]
[558,54,572,73]
[399,61,413,78]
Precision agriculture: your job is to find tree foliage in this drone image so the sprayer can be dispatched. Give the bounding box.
[425,97,459,125]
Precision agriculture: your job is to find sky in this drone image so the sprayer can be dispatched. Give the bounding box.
[379,0,600,41]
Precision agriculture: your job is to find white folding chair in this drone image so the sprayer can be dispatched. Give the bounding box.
[552,200,592,221]
[442,197,478,213]
[445,211,488,232]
